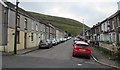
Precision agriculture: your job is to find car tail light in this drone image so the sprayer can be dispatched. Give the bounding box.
[85,48,90,51]
[74,46,79,50]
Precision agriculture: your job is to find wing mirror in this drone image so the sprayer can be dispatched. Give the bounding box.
[73,44,74,46]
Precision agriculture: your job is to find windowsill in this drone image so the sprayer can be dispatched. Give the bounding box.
[24,28,27,30]
[17,26,20,28]
[17,42,20,44]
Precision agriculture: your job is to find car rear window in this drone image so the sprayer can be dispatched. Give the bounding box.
[40,40,46,43]
[76,44,88,48]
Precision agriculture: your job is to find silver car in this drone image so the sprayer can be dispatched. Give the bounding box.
[39,39,52,49]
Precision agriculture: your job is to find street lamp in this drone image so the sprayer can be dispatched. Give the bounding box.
[14,0,19,54]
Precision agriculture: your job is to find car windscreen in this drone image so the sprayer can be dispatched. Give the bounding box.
[40,40,46,43]
[76,44,88,48]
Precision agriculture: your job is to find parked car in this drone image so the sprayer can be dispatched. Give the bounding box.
[73,37,81,43]
[51,38,57,46]
[56,39,61,44]
[73,37,88,44]
[72,41,91,59]
[60,38,64,43]
[46,39,53,47]
[39,40,52,49]
[63,38,67,41]
[68,37,72,39]
[67,37,71,40]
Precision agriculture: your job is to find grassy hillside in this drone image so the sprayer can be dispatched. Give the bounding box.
[29,11,90,36]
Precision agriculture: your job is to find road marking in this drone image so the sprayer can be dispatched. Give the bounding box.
[78,63,82,66]
[85,61,95,64]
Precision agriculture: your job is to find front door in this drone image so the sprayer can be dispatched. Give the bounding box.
[24,33,27,49]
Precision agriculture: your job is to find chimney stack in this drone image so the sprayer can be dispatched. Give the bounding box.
[117,1,120,10]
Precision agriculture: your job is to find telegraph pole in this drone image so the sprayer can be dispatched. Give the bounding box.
[14,0,19,54]
[83,19,84,38]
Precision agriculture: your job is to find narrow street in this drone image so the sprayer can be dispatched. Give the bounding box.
[1,0,120,70]
[2,39,112,68]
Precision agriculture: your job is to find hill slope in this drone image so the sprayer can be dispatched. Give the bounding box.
[29,11,90,36]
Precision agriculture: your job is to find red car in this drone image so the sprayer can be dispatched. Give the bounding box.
[72,41,91,59]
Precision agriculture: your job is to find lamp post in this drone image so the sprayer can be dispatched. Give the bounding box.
[14,0,19,54]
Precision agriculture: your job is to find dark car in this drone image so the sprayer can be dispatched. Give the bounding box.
[39,39,52,49]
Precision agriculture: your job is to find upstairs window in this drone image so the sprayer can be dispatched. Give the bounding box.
[40,24,42,32]
[17,15,20,28]
[24,18,27,30]
[118,15,120,26]
[31,21,34,30]
[36,24,38,31]
[112,21,115,29]
[119,14,120,21]
[31,33,34,41]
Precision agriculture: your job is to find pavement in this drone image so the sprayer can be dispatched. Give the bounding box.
[2,46,39,56]
[91,47,120,69]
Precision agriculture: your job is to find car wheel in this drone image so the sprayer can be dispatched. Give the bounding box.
[39,45,41,49]
[48,46,50,49]
[87,56,90,59]
[72,53,75,57]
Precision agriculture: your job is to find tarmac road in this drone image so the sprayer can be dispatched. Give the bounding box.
[2,39,113,68]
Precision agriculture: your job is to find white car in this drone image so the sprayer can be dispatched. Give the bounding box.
[51,39,57,46]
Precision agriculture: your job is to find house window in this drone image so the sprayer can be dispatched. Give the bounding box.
[112,33,115,42]
[119,15,120,20]
[36,24,38,31]
[40,24,42,31]
[24,18,27,29]
[17,31,20,44]
[104,23,105,31]
[31,21,34,30]
[112,23,115,29]
[112,21,115,29]
[119,16,120,26]
[31,33,34,41]
[17,15,20,28]
[119,33,120,43]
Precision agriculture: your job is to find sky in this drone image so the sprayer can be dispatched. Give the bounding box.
[6,0,120,27]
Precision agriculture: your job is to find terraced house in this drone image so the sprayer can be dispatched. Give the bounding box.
[90,10,120,45]
[0,1,65,53]
[86,2,120,58]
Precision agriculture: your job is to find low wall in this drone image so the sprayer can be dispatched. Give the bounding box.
[91,42,115,59]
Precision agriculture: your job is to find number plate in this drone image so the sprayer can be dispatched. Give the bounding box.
[79,49,85,51]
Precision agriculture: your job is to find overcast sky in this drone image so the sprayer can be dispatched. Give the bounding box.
[7,0,120,27]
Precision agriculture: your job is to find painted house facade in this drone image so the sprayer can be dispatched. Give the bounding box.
[0,1,65,53]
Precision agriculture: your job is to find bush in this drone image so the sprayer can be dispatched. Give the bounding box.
[116,47,120,61]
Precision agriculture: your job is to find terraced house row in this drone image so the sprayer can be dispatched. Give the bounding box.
[0,1,65,53]
[85,1,120,55]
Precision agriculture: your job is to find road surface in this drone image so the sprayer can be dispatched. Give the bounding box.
[2,39,113,68]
